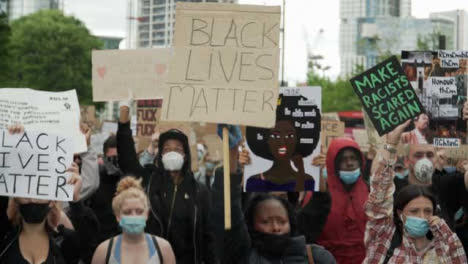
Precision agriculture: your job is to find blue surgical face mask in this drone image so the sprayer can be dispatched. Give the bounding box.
[403,215,429,238]
[395,169,409,179]
[444,166,457,174]
[119,216,146,235]
[339,168,360,184]
[205,162,215,171]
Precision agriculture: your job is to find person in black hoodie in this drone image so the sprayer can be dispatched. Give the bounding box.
[0,125,99,264]
[86,135,123,243]
[116,103,217,264]
[212,125,336,264]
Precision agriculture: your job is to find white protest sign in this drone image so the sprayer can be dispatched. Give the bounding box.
[92,48,171,101]
[429,77,457,97]
[244,87,322,192]
[438,50,468,68]
[161,3,281,128]
[0,130,74,201]
[0,89,86,153]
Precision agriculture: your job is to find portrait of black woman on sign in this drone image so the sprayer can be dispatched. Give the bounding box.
[245,92,321,192]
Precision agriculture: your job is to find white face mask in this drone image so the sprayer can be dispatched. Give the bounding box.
[162,151,184,171]
[414,158,434,183]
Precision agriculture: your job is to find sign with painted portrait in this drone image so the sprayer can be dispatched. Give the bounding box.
[244,87,321,192]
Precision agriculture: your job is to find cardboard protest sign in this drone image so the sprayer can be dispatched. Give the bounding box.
[244,87,321,192]
[92,48,170,101]
[0,89,86,153]
[350,56,424,136]
[401,50,468,146]
[352,129,370,152]
[161,3,281,128]
[80,105,97,130]
[136,100,162,138]
[321,120,344,153]
[0,130,74,201]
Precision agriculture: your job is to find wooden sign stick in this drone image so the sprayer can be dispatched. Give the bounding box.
[223,127,231,230]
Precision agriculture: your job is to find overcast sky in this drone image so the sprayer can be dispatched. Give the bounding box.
[64,0,468,83]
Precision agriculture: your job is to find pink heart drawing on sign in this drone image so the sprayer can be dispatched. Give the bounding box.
[155,64,166,75]
[97,67,107,79]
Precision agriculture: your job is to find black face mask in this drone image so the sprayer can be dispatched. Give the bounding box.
[104,156,122,177]
[250,230,291,258]
[19,203,50,224]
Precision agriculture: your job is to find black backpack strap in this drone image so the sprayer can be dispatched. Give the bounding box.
[152,236,164,264]
[105,237,115,264]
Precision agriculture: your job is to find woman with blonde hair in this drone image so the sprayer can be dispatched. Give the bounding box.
[0,124,99,264]
[91,176,175,264]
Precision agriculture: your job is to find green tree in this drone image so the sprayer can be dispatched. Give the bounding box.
[7,10,102,105]
[0,11,10,85]
[307,70,362,112]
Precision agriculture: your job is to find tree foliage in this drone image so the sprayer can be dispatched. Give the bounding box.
[307,70,362,112]
[0,11,10,85]
[6,10,102,105]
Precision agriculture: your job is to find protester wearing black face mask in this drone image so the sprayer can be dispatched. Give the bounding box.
[0,123,99,264]
[211,125,336,264]
[86,135,124,243]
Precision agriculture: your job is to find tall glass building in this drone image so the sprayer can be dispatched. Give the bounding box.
[339,0,411,76]
[6,0,62,20]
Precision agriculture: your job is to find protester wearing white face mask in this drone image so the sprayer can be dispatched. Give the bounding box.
[374,120,468,262]
[363,120,467,263]
[91,176,175,264]
[116,104,218,264]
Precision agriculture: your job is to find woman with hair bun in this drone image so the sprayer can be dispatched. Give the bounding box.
[91,176,175,264]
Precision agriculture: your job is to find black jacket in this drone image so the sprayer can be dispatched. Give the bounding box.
[212,168,335,264]
[116,121,217,264]
[0,197,99,264]
[85,165,122,243]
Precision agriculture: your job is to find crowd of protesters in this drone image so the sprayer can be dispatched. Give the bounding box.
[1,101,468,264]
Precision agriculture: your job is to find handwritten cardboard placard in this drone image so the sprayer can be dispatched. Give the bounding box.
[321,120,344,153]
[0,130,74,201]
[0,88,86,153]
[352,129,370,152]
[136,100,161,138]
[92,48,171,102]
[80,105,97,129]
[350,56,425,136]
[161,3,281,128]
[244,87,322,192]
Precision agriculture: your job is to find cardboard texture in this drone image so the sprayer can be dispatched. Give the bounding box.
[161,3,281,128]
[321,120,345,153]
[92,48,171,101]
[350,56,425,136]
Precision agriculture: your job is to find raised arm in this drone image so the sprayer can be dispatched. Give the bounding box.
[117,104,146,177]
[363,121,410,264]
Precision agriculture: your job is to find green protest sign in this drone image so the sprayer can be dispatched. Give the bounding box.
[350,56,425,136]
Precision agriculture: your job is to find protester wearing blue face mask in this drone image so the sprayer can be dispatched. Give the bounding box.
[91,176,175,264]
[316,138,369,264]
[363,121,466,263]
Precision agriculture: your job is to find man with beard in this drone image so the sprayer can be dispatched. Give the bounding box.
[86,135,124,243]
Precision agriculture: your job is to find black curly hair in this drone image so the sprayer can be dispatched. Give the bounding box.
[244,193,297,236]
[246,93,321,161]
